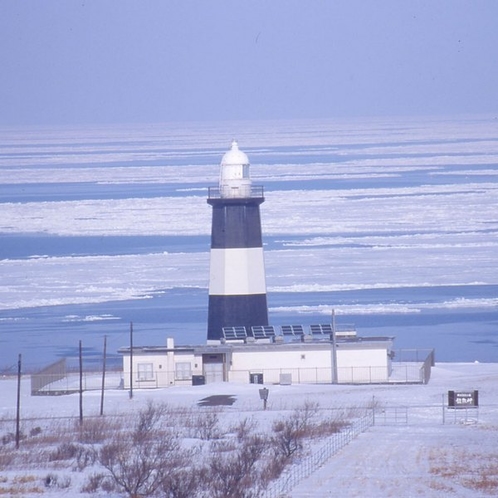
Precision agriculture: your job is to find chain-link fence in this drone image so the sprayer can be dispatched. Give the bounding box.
[262,413,374,498]
[31,359,123,395]
[30,348,435,395]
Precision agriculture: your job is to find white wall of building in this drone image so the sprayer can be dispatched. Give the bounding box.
[337,345,391,383]
[122,349,203,389]
[229,346,334,384]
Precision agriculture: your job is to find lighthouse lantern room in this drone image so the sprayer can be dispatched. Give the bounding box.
[219,140,252,198]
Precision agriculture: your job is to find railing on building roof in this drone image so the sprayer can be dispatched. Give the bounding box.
[208,185,264,199]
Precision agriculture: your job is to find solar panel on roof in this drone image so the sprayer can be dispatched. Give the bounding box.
[222,326,247,340]
[222,328,235,339]
[251,326,266,338]
[310,324,333,334]
[251,325,276,338]
[233,326,247,339]
[281,325,305,335]
[263,326,276,336]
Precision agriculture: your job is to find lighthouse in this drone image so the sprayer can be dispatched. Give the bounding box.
[207,140,269,342]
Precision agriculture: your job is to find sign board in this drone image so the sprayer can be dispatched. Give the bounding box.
[448,390,478,408]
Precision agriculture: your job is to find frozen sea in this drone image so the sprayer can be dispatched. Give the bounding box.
[0,116,497,370]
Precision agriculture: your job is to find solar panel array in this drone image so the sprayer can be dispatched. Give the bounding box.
[222,326,248,340]
[281,325,305,336]
[309,324,333,335]
[251,325,276,339]
[221,324,351,341]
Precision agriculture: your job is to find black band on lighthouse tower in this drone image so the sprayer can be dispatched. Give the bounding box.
[207,141,269,343]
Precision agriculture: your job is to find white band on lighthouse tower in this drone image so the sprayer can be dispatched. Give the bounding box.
[209,247,267,295]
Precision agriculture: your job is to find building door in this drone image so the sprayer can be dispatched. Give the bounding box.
[202,354,225,383]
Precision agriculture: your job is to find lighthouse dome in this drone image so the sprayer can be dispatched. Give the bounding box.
[219,140,252,198]
[221,140,249,167]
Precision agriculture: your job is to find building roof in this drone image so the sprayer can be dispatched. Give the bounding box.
[118,336,395,355]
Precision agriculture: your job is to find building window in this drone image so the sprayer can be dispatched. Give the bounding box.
[175,362,192,380]
[137,363,154,381]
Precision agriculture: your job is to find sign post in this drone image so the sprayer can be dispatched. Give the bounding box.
[259,387,269,410]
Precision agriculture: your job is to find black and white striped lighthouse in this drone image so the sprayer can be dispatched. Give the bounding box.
[207,140,269,343]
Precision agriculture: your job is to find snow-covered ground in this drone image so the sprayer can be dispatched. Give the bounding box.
[0,362,497,497]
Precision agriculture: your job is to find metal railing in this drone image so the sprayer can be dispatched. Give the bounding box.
[30,349,436,395]
[30,359,67,395]
[391,349,435,384]
[393,348,435,364]
[30,371,123,395]
[373,406,409,425]
[208,185,264,199]
[230,367,334,385]
[263,413,374,497]
[31,364,432,395]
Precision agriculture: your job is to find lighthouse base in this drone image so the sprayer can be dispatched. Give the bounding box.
[207,294,269,342]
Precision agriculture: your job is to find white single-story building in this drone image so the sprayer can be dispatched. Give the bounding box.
[119,328,396,388]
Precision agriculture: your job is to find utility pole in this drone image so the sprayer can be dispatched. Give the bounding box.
[15,354,22,449]
[79,340,83,425]
[129,322,133,400]
[100,335,107,416]
[331,309,338,384]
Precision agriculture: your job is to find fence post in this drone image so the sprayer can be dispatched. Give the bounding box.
[15,354,21,449]
[79,340,83,425]
[442,394,445,425]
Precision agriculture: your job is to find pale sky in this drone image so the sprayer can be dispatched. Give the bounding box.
[1,1,497,126]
